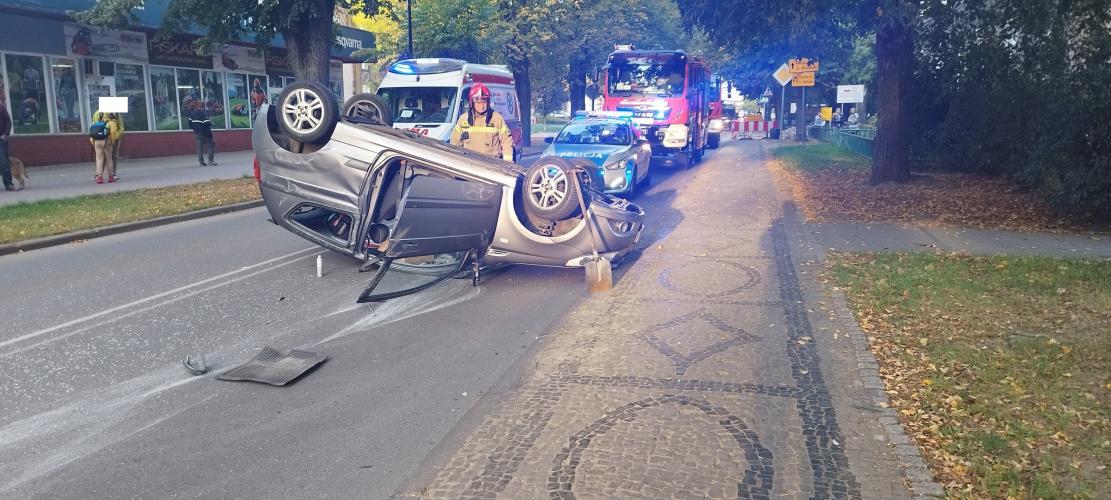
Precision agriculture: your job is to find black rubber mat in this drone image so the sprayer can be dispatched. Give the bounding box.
[216,347,328,386]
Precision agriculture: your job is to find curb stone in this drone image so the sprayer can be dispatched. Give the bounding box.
[763,143,946,498]
[0,199,264,256]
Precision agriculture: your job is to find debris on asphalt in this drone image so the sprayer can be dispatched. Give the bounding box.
[216,346,328,386]
[183,354,207,375]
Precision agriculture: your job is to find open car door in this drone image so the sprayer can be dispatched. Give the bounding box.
[357,175,502,302]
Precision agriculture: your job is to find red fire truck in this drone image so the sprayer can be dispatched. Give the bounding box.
[601,47,712,169]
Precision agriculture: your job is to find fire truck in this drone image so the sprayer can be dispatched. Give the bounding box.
[601,47,712,169]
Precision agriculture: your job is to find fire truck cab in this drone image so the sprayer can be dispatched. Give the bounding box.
[601,47,711,169]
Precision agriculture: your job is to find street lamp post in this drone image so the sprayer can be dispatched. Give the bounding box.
[406,0,414,58]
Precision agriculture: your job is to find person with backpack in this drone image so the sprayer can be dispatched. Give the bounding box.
[450,84,514,162]
[89,111,123,183]
[189,108,216,166]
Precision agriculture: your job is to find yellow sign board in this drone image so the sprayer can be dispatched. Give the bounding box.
[820,106,832,121]
[773,63,792,86]
[788,58,819,73]
[791,72,815,87]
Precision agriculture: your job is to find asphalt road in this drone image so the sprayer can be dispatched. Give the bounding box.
[0,147,714,498]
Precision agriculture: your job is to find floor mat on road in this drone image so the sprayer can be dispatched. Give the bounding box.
[216,346,328,386]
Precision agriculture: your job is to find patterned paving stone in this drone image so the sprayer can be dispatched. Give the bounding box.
[407,142,917,500]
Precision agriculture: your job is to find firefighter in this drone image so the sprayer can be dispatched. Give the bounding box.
[450,83,514,162]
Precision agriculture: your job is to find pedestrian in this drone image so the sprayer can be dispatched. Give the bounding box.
[845,107,860,129]
[189,108,216,166]
[89,111,122,183]
[0,96,14,191]
[450,83,514,162]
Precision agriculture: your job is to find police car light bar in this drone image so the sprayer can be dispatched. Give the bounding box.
[573,111,635,120]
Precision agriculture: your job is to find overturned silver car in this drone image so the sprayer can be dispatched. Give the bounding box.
[253,81,646,302]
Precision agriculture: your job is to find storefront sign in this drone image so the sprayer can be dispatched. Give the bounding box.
[332,26,375,62]
[214,44,266,74]
[65,23,149,64]
[265,49,295,77]
[148,35,212,69]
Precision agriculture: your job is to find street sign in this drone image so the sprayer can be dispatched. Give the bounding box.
[836,84,865,103]
[788,58,819,73]
[820,106,832,121]
[791,72,815,87]
[773,63,791,86]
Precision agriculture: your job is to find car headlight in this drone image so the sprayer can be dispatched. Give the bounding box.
[603,156,634,170]
[709,118,724,131]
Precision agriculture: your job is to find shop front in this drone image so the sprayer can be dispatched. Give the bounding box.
[0,2,373,166]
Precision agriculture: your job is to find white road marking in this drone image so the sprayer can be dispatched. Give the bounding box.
[0,247,318,355]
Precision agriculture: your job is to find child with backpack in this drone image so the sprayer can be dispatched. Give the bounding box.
[89,111,123,183]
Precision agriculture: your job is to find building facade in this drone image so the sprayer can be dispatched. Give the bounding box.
[0,1,374,165]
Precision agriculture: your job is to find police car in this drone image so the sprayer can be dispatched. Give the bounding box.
[539,111,653,199]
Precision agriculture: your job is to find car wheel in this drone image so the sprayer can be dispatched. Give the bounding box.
[277,81,338,145]
[342,93,393,126]
[638,161,652,187]
[523,156,581,220]
[625,167,639,199]
[708,133,720,149]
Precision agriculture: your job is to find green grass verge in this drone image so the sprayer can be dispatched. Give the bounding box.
[0,177,261,244]
[829,252,1109,498]
[772,143,870,171]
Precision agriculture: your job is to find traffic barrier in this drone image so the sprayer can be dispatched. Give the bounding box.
[734,120,779,139]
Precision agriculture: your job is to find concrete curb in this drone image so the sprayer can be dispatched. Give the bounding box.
[0,199,265,256]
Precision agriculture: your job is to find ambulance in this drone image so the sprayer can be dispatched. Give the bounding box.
[375,58,524,160]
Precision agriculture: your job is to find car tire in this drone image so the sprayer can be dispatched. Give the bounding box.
[638,163,652,187]
[625,167,639,199]
[276,81,338,145]
[342,93,393,126]
[523,156,581,221]
[708,133,720,149]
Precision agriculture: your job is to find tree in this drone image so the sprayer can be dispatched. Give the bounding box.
[76,0,379,84]
[677,0,914,184]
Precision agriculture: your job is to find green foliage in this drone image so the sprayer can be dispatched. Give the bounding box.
[913,0,1111,218]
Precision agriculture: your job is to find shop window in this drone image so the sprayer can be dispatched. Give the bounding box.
[5,54,50,134]
[50,58,82,133]
[149,66,178,131]
[116,63,149,131]
[226,73,251,129]
[176,68,200,130]
[98,61,115,77]
[200,70,227,129]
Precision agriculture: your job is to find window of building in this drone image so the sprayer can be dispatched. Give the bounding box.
[226,72,251,129]
[200,70,227,129]
[248,74,268,122]
[149,66,178,131]
[116,63,149,131]
[50,57,82,133]
[176,68,201,130]
[4,53,51,134]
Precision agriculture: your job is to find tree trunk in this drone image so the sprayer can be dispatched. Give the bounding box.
[513,61,532,147]
[871,16,914,184]
[281,0,334,85]
[567,58,588,114]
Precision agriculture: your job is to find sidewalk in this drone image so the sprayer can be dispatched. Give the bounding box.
[0,150,255,207]
[405,139,925,498]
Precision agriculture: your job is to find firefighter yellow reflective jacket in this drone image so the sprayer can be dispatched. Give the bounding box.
[450,109,513,161]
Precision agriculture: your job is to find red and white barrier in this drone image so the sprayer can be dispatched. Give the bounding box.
[743,120,778,132]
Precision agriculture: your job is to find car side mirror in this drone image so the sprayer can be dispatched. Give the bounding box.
[544,137,554,144]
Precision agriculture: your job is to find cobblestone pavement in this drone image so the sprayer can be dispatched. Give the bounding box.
[400,140,927,499]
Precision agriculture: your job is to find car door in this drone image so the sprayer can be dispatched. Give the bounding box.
[357,174,503,302]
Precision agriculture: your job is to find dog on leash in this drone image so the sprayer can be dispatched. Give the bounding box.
[9,156,28,190]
